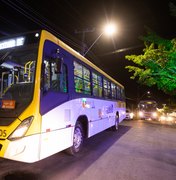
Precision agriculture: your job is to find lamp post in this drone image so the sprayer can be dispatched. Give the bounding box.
[83,22,117,56]
[138,91,151,103]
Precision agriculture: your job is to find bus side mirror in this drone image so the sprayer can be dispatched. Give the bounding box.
[54,58,63,74]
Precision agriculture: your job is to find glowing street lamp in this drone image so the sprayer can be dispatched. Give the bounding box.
[83,22,117,56]
[104,23,117,36]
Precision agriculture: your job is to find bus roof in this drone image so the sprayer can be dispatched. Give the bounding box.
[139,100,157,104]
[41,30,124,89]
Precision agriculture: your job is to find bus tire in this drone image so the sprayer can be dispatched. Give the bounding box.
[66,122,84,155]
[112,115,119,131]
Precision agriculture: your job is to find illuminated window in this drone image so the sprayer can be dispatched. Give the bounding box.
[74,61,91,94]
[116,86,120,99]
[43,60,68,93]
[111,83,116,99]
[120,88,125,100]
[92,72,102,97]
[51,63,68,92]
[103,79,111,98]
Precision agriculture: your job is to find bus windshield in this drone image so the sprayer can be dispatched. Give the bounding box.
[0,45,38,121]
[138,100,157,111]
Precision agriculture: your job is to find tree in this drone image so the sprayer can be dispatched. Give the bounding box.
[125,2,176,96]
[125,31,176,95]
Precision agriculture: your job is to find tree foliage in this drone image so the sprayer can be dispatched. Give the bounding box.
[125,31,176,95]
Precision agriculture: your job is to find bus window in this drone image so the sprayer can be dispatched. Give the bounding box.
[0,54,36,99]
[61,65,68,92]
[103,79,111,98]
[43,60,68,93]
[92,73,98,96]
[116,86,120,99]
[121,88,125,100]
[108,81,111,98]
[116,86,125,100]
[74,62,83,93]
[111,83,116,99]
[43,60,51,92]
[83,67,91,94]
[98,74,103,97]
[103,79,108,98]
[51,62,68,92]
[74,61,91,94]
[92,72,102,97]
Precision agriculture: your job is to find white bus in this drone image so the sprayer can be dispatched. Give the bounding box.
[138,100,158,120]
[0,30,126,162]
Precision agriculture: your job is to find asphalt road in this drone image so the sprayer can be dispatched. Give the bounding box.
[0,120,176,180]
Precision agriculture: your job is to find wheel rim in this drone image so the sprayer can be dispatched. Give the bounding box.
[73,127,83,150]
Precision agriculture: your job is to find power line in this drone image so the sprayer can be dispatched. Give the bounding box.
[1,0,83,51]
[99,44,144,56]
[75,28,95,55]
[1,0,102,63]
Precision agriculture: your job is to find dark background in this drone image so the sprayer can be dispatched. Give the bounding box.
[0,0,176,108]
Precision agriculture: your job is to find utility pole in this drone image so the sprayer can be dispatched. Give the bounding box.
[75,28,95,55]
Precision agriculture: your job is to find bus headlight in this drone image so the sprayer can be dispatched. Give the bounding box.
[152,112,157,117]
[8,116,33,140]
[138,111,143,117]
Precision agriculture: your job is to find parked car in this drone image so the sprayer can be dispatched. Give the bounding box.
[125,109,134,120]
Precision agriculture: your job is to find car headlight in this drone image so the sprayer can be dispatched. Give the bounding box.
[130,113,134,118]
[8,116,33,140]
[160,115,166,121]
[167,116,173,121]
[152,112,157,117]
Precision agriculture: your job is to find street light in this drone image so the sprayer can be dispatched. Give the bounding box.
[138,91,152,102]
[104,23,117,36]
[83,22,117,56]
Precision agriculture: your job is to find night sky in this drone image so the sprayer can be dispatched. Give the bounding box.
[0,0,176,107]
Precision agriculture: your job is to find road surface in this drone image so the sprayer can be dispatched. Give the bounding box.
[0,120,176,180]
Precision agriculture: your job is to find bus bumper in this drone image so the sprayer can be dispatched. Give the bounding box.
[0,134,40,163]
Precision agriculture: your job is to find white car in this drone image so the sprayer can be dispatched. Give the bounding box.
[125,109,134,120]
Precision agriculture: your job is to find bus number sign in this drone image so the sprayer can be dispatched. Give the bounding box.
[0,129,7,137]
[0,100,16,109]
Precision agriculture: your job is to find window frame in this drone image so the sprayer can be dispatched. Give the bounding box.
[74,61,91,95]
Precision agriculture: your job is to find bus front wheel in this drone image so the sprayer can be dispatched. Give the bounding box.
[66,122,84,155]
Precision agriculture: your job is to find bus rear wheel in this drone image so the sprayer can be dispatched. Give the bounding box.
[66,122,84,155]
